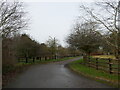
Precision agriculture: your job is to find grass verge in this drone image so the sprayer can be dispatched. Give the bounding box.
[67,59,119,88]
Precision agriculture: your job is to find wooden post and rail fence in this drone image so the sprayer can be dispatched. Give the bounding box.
[18,55,78,63]
[83,57,120,75]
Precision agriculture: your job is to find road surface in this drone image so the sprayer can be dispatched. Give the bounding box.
[5,57,112,88]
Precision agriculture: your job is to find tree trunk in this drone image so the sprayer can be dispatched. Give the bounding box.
[33,57,35,62]
[26,57,28,63]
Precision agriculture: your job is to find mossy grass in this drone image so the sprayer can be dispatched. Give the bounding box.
[68,59,119,88]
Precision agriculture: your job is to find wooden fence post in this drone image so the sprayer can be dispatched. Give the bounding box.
[109,58,112,74]
[96,58,98,70]
[118,59,120,74]
[88,57,90,67]
[45,56,47,60]
[26,57,28,63]
[55,55,57,60]
[36,57,39,60]
[39,57,41,61]
[18,57,20,62]
[33,57,35,63]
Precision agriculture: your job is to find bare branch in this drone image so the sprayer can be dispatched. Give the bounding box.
[0,1,28,38]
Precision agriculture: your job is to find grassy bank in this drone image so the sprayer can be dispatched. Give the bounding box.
[2,56,76,87]
[68,59,119,88]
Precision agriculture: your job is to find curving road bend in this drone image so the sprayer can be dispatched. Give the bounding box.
[5,57,112,88]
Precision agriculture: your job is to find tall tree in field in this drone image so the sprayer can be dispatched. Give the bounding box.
[16,34,38,59]
[57,45,69,58]
[67,21,102,57]
[79,0,120,59]
[0,1,28,66]
[46,37,59,58]
[38,43,49,57]
[0,1,27,38]
[67,46,81,57]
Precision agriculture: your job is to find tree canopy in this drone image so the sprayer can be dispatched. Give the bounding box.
[67,21,103,56]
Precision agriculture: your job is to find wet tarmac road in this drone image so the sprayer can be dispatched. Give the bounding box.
[5,57,112,88]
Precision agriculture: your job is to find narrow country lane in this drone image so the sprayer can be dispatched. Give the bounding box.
[5,57,112,88]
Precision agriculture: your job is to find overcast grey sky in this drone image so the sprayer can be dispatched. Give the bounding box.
[23,2,93,46]
[23,2,80,46]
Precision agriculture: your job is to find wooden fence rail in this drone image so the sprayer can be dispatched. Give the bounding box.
[18,55,75,63]
[84,57,120,75]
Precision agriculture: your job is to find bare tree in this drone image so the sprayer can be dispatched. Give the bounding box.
[0,1,27,38]
[79,0,120,59]
[46,37,59,58]
[1,1,28,66]
[66,21,102,57]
